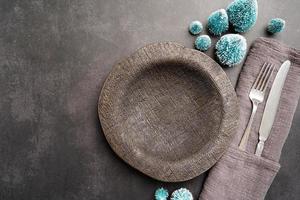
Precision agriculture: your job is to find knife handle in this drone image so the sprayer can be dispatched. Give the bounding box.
[255,140,265,156]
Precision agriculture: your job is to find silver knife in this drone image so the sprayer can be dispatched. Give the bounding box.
[255,60,291,156]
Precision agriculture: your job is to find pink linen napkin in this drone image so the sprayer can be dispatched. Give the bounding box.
[199,37,300,200]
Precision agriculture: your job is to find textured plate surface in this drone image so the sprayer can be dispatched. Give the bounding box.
[98,42,238,182]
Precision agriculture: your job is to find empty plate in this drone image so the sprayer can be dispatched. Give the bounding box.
[98,42,238,182]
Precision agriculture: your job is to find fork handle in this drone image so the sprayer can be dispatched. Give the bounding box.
[239,102,258,151]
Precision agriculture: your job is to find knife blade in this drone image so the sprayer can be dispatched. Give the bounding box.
[255,60,291,156]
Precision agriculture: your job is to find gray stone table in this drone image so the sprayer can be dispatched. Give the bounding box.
[0,0,299,199]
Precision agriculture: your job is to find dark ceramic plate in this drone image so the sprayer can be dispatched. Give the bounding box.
[98,42,238,182]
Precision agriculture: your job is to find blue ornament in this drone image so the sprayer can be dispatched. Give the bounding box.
[195,35,211,51]
[207,9,229,36]
[215,34,247,66]
[189,21,203,35]
[171,188,193,200]
[227,0,258,33]
[267,18,285,34]
[155,188,169,200]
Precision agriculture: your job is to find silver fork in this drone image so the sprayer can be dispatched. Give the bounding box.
[239,62,275,151]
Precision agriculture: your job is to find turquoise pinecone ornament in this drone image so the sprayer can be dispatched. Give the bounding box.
[155,188,169,200]
[189,21,203,35]
[195,35,211,51]
[171,188,193,200]
[267,18,285,34]
[215,34,247,66]
[227,0,258,33]
[207,9,229,36]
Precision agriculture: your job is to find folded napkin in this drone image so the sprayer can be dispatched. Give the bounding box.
[199,37,300,200]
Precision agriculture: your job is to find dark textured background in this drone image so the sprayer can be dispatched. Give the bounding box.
[0,0,299,199]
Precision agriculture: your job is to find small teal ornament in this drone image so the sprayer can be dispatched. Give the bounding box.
[267,18,285,34]
[215,34,247,66]
[171,188,193,200]
[207,9,229,36]
[227,0,258,33]
[189,21,203,35]
[155,188,169,200]
[195,35,211,51]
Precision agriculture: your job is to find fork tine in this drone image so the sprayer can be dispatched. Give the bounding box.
[253,63,268,89]
[255,63,269,89]
[258,63,272,91]
[262,64,275,92]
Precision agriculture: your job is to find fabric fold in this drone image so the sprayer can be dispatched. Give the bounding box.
[199,146,280,200]
[199,37,300,200]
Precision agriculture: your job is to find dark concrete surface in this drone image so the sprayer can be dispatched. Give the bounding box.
[0,0,299,199]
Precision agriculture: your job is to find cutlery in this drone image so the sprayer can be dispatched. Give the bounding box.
[255,60,291,156]
[239,63,275,150]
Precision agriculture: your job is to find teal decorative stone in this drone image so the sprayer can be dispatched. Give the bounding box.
[267,18,285,34]
[171,188,193,200]
[227,0,258,33]
[155,188,169,200]
[189,21,203,35]
[195,35,211,51]
[215,34,247,66]
[207,9,229,36]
